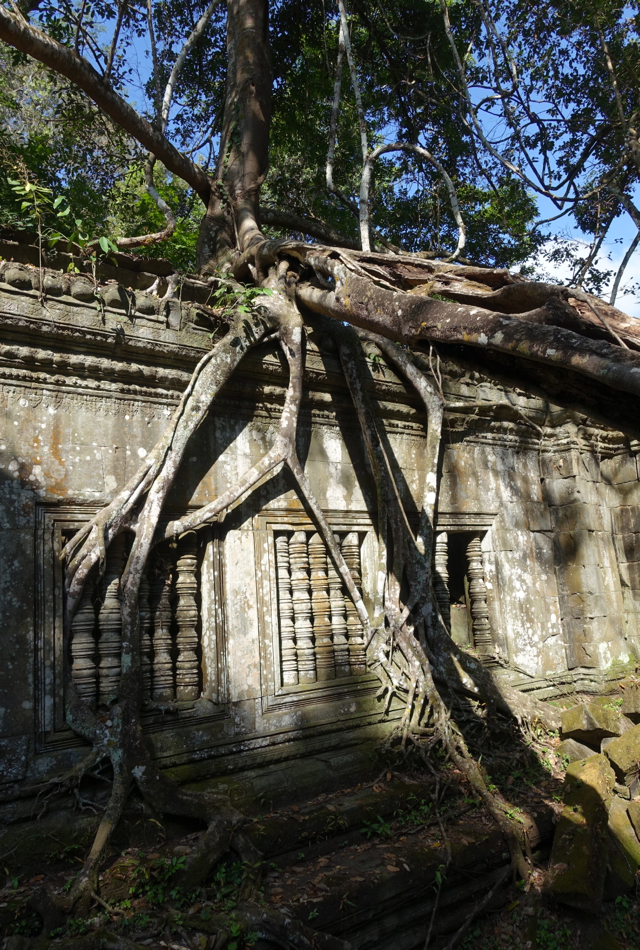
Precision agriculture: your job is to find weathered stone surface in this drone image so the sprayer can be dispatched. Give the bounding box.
[0,254,639,790]
[561,703,627,746]
[621,686,640,723]
[69,276,96,301]
[604,796,640,898]
[3,264,33,289]
[603,724,640,785]
[101,282,133,311]
[547,754,615,910]
[497,683,562,730]
[627,800,640,838]
[557,738,598,763]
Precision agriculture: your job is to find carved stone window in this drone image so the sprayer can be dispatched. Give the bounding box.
[35,506,226,752]
[273,529,367,686]
[69,532,205,709]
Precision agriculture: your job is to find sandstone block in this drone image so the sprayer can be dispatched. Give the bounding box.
[561,704,626,746]
[70,277,96,301]
[554,531,577,564]
[102,283,133,311]
[42,273,65,296]
[557,738,598,763]
[627,800,640,839]
[604,796,640,898]
[619,533,640,563]
[621,687,640,724]
[626,562,640,591]
[543,476,580,506]
[3,264,34,289]
[547,754,615,910]
[541,451,579,479]
[523,502,552,531]
[134,293,158,315]
[602,454,638,485]
[603,724,640,786]
[531,531,555,571]
[554,503,605,533]
[568,592,608,620]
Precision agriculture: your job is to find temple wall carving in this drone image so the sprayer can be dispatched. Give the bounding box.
[0,253,638,788]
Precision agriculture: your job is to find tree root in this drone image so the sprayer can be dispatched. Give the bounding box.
[440,864,511,950]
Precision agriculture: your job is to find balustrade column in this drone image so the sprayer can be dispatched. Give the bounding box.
[275,534,298,686]
[138,571,153,699]
[175,533,200,701]
[151,558,175,701]
[328,534,350,677]
[342,532,366,674]
[466,535,493,661]
[70,572,98,707]
[434,532,451,632]
[97,533,127,705]
[309,533,335,681]
[290,531,316,684]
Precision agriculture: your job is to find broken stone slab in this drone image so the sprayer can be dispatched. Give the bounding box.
[627,800,640,839]
[603,724,640,786]
[604,796,640,899]
[546,754,615,911]
[557,738,598,763]
[497,682,562,731]
[561,703,628,747]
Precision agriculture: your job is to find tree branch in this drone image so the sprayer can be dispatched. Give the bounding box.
[611,229,640,306]
[360,142,465,257]
[259,207,359,249]
[161,0,224,133]
[0,6,212,203]
[111,155,177,249]
[296,253,640,434]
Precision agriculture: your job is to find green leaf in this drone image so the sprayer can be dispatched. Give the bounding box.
[98,236,111,254]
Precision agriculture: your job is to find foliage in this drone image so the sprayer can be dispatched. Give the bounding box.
[2,0,638,286]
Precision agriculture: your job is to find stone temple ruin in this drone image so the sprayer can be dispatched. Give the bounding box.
[0,237,639,794]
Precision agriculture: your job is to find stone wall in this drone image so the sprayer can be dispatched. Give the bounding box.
[0,248,637,790]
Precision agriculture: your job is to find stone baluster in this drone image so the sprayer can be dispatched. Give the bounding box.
[328,534,350,678]
[309,533,335,681]
[290,531,316,684]
[97,533,128,706]
[70,572,98,708]
[433,532,451,632]
[138,570,153,700]
[150,559,175,701]
[342,532,366,674]
[175,533,200,701]
[466,535,493,661]
[275,534,298,686]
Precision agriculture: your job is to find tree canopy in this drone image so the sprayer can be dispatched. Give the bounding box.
[1,1,638,286]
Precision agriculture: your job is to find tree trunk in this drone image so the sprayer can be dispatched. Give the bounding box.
[196,0,272,270]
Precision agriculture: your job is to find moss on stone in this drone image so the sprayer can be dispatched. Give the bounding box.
[547,754,615,911]
[603,724,640,785]
[561,704,627,746]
